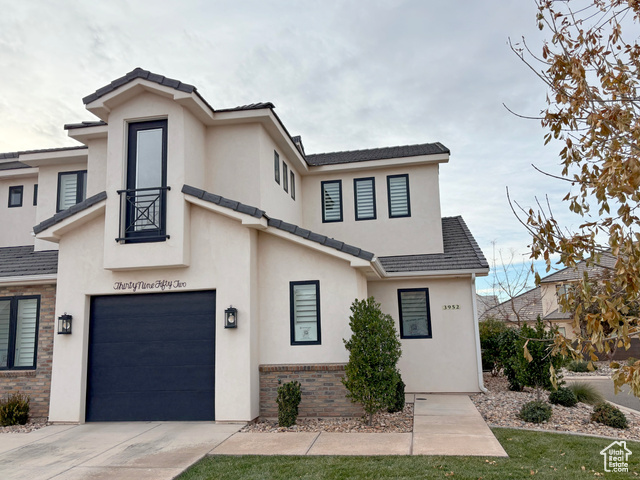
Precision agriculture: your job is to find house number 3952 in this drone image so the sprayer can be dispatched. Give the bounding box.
[442,304,460,310]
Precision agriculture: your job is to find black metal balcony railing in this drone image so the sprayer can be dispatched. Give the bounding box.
[116,186,170,243]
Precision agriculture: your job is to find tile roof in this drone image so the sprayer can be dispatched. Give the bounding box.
[480,287,543,323]
[0,246,58,278]
[0,152,19,160]
[181,185,375,261]
[64,121,108,130]
[378,216,489,273]
[215,102,275,113]
[0,161,31,170]
[33,191,107,235]
[305,143,450,166]
[540,252,617,283]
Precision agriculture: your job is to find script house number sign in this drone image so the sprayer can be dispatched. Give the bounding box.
[113,280,187,293]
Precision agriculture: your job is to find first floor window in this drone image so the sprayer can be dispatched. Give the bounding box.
[290,281,321,345]
[321,180,343,222]
[0,296,39,369]
[57,171,87,212]
[398,288,431,339]
[387,174,411,218]
[8,186,23,208]
[274,151,280,184]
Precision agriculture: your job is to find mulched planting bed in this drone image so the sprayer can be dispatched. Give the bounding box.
[472,372,640,440]
[241,404,413,433]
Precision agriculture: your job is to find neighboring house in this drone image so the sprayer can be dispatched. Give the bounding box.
[481,254,617,339]
[476,294,498,319]
[0,68,489,423]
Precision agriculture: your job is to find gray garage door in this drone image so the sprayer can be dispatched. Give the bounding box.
[86,290,215,422]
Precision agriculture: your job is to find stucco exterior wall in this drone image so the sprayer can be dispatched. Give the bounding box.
[85,138,107,197]
[368,276,480,393]
[302,164,443,256]
[257,232,367,366]
[0,176,38,247]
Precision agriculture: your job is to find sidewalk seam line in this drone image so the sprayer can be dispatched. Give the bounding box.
[304,432,321,455]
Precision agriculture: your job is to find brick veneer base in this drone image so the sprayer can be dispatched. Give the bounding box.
[259,364,364,418]
[0,284,56,422]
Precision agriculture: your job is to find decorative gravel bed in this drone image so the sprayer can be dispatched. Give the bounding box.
[560,360,615,377]
[241,404,413,433]
[472,373,640,440]
[0,422,48,434]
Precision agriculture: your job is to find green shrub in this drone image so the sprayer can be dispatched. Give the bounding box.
[343,297,402,425]
[518,400,552,423]
[0,393,30,426]
[627,357,638,366]
[387,375,405,413]
[568,382,604,405]
[567,360,597,372]
[591,402,628,429]
[479,318,508,375]
[276,381,301,428]
[548,387,578,407]
[498,328,524,391]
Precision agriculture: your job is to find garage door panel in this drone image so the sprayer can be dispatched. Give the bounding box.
[89,340,215,367]
[89,365,215,393]
[86,291,215,422]
[86,391,215,422]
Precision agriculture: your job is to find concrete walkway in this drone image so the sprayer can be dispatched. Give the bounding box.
[212,394,507,457]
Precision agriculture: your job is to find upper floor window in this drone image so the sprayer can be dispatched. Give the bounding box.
[0,296,40,370]
[290,281,321,345]
[398,288,431,339]
[387,174,411,218]
[283,162,289,193]
[119,119,168,243]
[322,180,343,223]
[33,184,38,206]
[57,171,87,212]
[290,171,296,200]
[354,177,376,221]
[8,186,23,208]
[274,151,280,184]
[556,284,571,302]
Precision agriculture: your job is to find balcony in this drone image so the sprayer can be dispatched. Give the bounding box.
[116,186,170,243]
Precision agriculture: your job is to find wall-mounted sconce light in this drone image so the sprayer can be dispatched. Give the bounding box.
[58,313,72,335]
[225,306,237,329]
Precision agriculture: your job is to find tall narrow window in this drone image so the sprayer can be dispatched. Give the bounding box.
[0,296,40,370]
[120,120,168,243]
[33,184,38,206]
[274,151,280,184]
[290,171,296,200]
[321,180,342,223]
[387,174,411,218]
[283,162,289,193]
[57,171,87,211]
[398,288,431,339]
[8,186,23,208]
[290,281,321,345]
[354,177,376,220]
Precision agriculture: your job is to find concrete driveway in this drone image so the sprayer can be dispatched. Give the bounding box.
[0,422,242,480]
[566,376,640,412]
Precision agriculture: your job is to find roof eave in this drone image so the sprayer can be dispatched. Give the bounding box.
[305,152,449,175]
[382,267,490,278]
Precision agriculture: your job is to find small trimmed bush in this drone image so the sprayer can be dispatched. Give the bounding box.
[568,382,604,405]
[0,393,30,426]
[567,360,596,373]
[518,400,552,424]
[548,387,578,407]
[276,380,301,428]
[387,376,405,413]
[591,402,628,429]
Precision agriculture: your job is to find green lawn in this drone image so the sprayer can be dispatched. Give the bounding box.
[177,428,640,479]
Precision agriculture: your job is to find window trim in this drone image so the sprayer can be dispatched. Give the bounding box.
[56,170,87,212]
[290,171,296,200]
[0,295,40,371]
[33,184,38,206]
[321,180,343,223]
[387,174,411,218]
[289,280,321,346]
[274,151,280,184]
[397,288,432,339]
[353,177,377,221]
[283,162,289,193]
[8,186,23,208]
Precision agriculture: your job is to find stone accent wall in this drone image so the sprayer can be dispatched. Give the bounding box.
[259,364,364,418]
[0,284,56,421]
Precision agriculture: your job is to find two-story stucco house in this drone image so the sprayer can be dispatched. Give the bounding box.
[0,68,489,423]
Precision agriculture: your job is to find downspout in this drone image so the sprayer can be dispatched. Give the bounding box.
[471,273,488,393]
